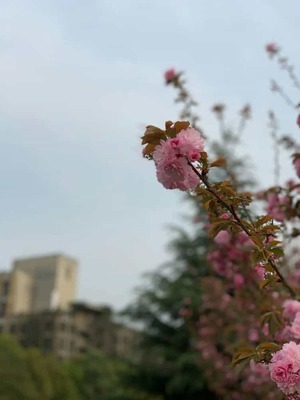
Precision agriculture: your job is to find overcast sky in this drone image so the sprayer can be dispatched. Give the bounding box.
[0,0,300,310]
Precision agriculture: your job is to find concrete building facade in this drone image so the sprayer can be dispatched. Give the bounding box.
[2,302,140,361]
[0,253,139,361]
[0,272,10,318]
[7,254,77,315]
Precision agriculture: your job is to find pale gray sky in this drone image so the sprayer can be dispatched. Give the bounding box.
[0,0,300,309]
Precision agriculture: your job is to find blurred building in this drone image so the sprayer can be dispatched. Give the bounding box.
[0,272,10,318]
[7,254,78,315]
[0,253,139,360]
[2,302,139,360]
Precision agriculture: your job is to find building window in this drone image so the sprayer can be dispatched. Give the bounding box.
[44,320,53,331]
[10,324,16,334]
[44,338,52,351]
[79,347,87,353]
[2,281,9,296]
[79,330,89,339]
[21,324,26,335]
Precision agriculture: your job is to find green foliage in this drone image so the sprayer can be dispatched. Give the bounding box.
[0,335,161,400]
[0,335,39,400]
[232,342,281,367]
[65,351,161,400]
[44,355,80,400]
[26,349,53,399]
[0,335,79,400]
[123,224,218,400]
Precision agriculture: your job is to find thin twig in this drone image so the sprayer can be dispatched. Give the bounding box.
[187,160,296,298]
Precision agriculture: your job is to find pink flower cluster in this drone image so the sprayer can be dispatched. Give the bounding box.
[270,342,300,397]
[208,230,253,280]
[153,128,204,191]
[164,68,176,83]
[266,42,279,56]
[266,192,289,222]
[283,300,300,322]
[279,300,300,342]
[196,276,279,399]
[294,158,300,178]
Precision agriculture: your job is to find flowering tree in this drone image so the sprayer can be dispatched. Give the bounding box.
[140,44,300,399]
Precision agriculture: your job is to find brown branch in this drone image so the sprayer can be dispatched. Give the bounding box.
[187,160,296,298]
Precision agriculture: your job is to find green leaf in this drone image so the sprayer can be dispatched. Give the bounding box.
[251,249,264,264]
[256,215,273,228]
[270,247,284,258]
[232,349,255,366]
[249,235,264,248]
[259,278,272,290]
[208,221,229,238]
[256,342,281,352]
[263,262,275,273]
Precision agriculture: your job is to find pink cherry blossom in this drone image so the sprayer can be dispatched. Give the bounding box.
[294,158,300,178]
[233,273,245,289]
[153,138,174,164]
[176,128,205,161]
[270,342,300,396]
[152,128,205,191]
[170,138,180,149]
[164,68,176,83]
[265,42,279,56]
[155,155,199,191]
[237,231,253,247]
[262,323,269,336]
[287,393,300,399]
[254,264,265,281]
[214,230,231,245]
[278,326,293,342]
[248,328,259,342]
[153,139,199,191]
[266,192,288,222]
[291,313,300,339]
[283,300,300,322]
[287,179,297,189]
[221,213,230,219]
[294,268,300,285]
